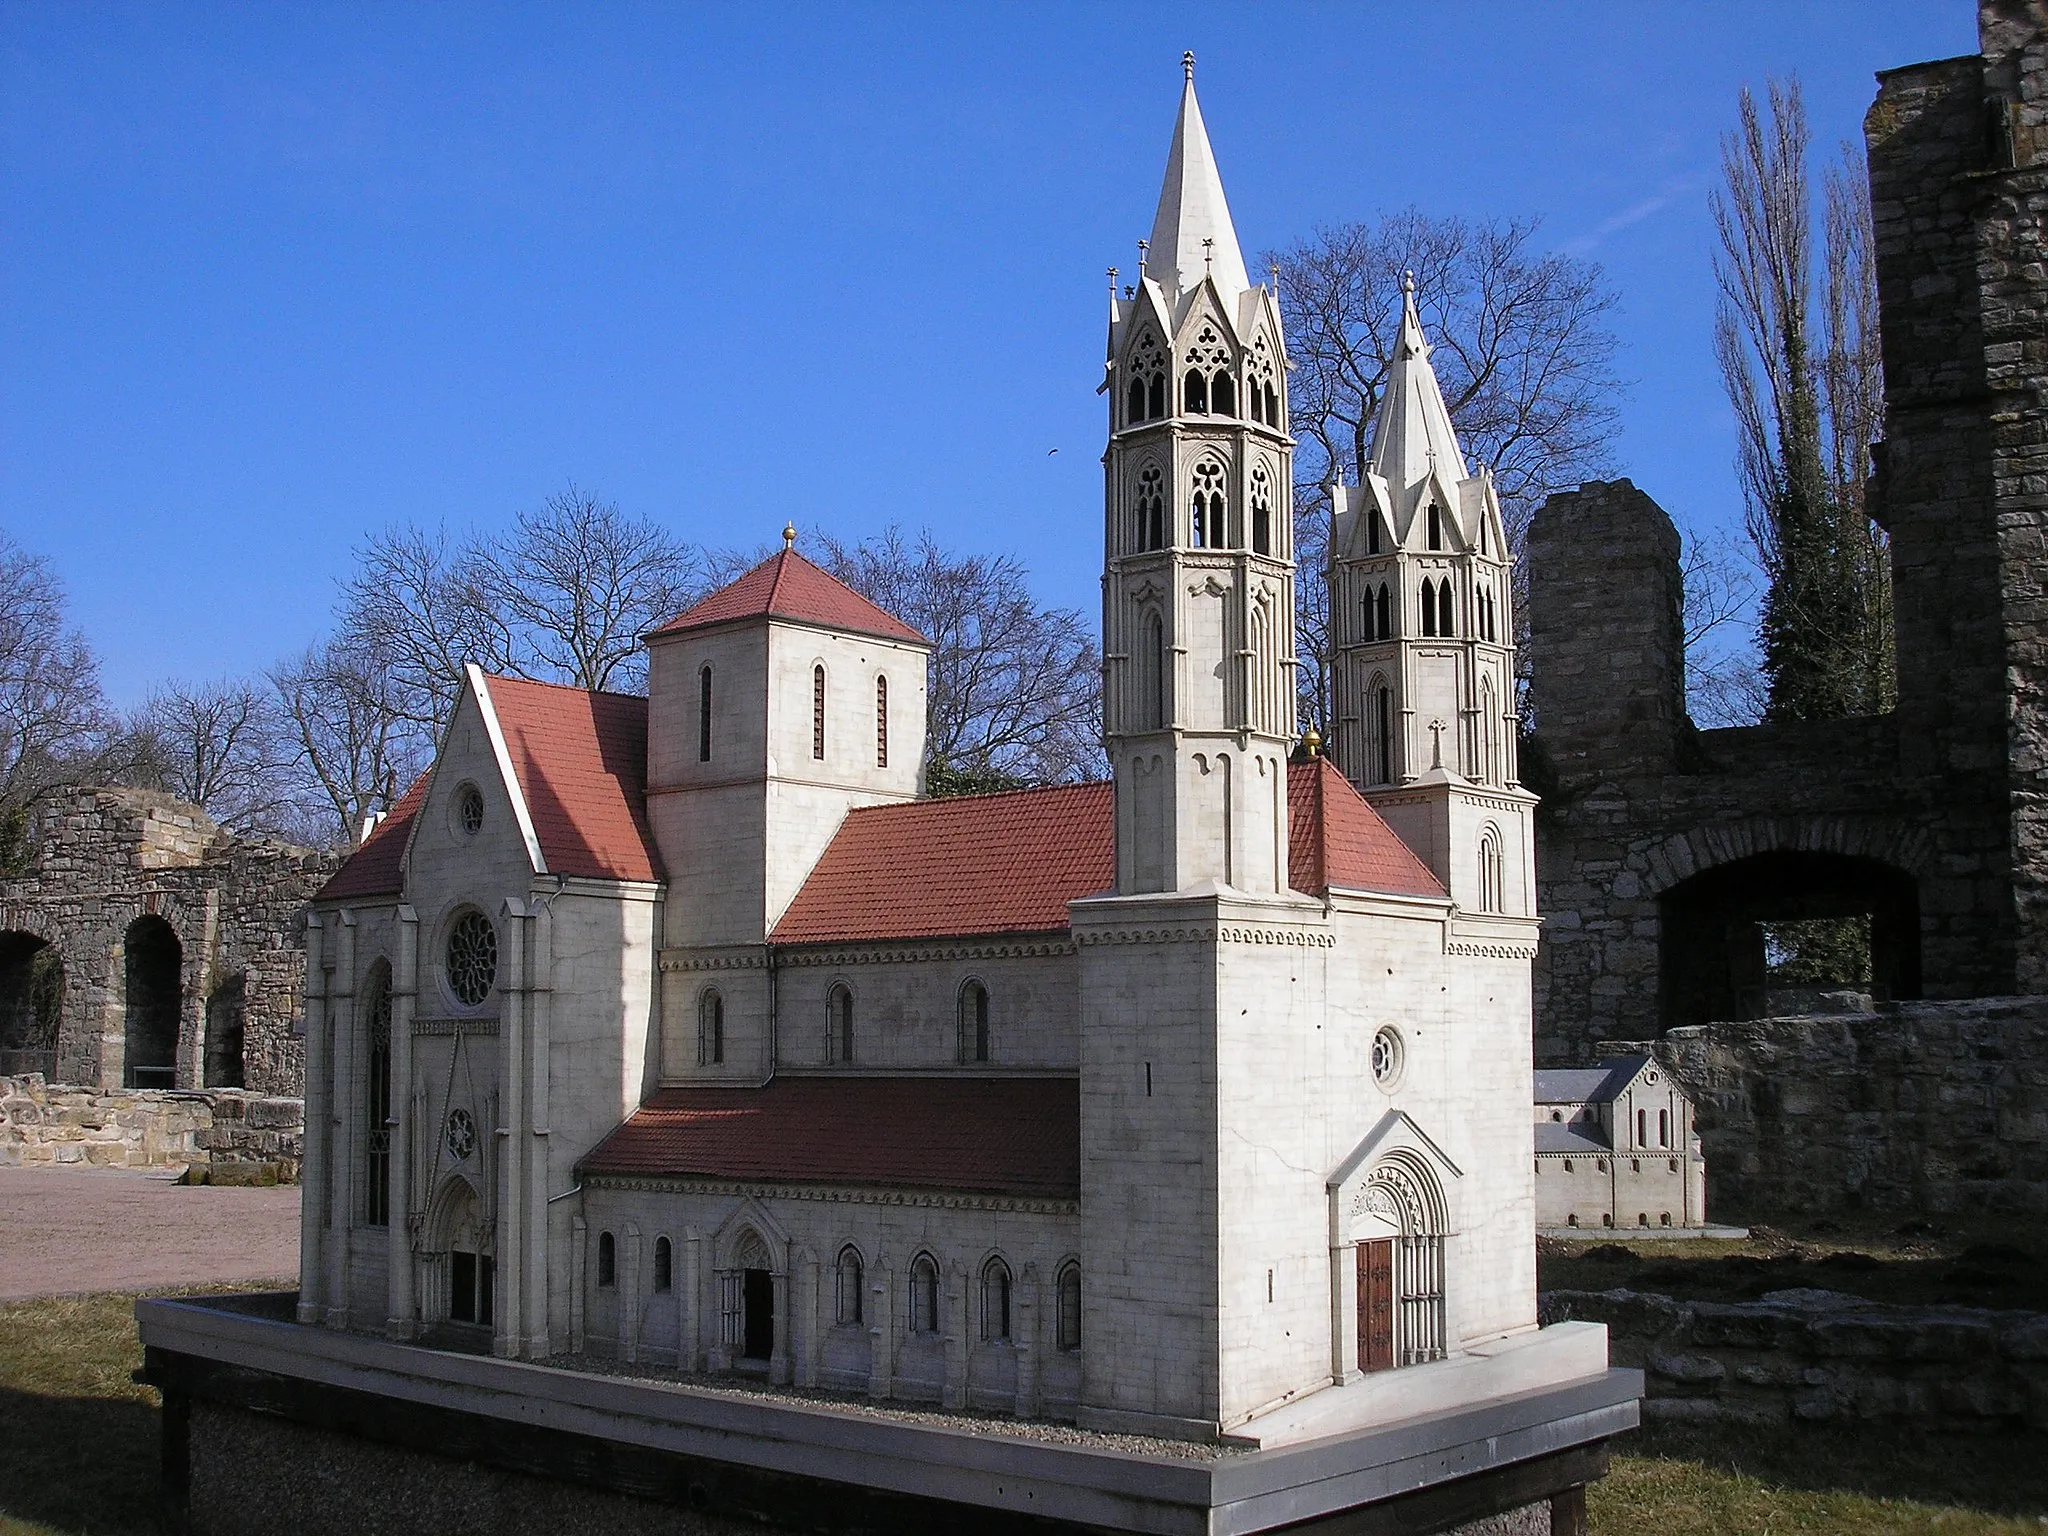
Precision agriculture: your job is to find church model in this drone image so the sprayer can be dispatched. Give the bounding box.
[297,61,1547,1442]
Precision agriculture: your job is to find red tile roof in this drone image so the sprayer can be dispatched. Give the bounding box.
[771,761,1443,944]
[581,1077,1080,1200]
[1289,758,1446,899]
[485,675,664,884]
[772,782,1115,943]
[315,770,431,901]
[650,548,927,646]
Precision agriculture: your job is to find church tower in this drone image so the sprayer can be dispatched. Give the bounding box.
[1329,277,1535,914]
[1101,53,1296,895]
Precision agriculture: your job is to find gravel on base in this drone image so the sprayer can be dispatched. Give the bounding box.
[536,1352,1245,1461]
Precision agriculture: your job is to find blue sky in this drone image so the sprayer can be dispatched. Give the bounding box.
[1,2,1973,709]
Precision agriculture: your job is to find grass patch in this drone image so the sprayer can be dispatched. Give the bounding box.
[1594,1419,2048,1534]
[1540,1215,2046,1310]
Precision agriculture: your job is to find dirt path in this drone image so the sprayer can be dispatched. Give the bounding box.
[0,1166,298,1300]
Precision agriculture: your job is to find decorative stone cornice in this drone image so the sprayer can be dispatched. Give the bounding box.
[775,937,1075,967]
[580,1172,1078,1217]
[1219,924,1336,948]
[1074,924,1216,947]
[660,950,770,974]
[414,1017,500,1037]
[1444,938,1541,960]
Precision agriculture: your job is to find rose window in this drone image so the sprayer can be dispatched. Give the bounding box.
[1371,1026,1405,1088]
[446,912,497,1006]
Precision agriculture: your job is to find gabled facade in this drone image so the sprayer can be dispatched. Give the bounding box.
[1533,1055,1707,1233]
[296,61,1561,1444]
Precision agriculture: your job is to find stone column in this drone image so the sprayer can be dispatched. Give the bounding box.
[943,1260,967,1411]
[386,906,418,1339]
[622,1224,643,1364]
[494,899,530,1360]
[324,912,358,1330]
[1014,1263,1039,1419]
[681,1229,703,1372]
[296,914,329,1326]
[868,1257,893,1401]
[769,1247,792,1387]
[523,895,554,1359]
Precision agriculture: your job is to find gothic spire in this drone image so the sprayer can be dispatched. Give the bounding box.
[1366,273,1469,504]
[1142,54,1251,306]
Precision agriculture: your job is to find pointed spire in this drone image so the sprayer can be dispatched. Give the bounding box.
[1367,272,1470,502]
[1143,54,1251,305]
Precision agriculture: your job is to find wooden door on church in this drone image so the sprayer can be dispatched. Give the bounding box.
[1358,1240,1394,1372]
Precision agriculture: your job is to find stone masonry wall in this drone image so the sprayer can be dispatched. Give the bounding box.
[0,787,336,1095]
[1614,998,2048,1217]
[0,1073,304,1177]
[1542,1285,2048,1432]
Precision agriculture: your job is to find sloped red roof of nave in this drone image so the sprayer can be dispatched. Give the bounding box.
[581,1077,1080,1200]
[771,760,1443,945]
[649,547,927,646]
[315,674,662,901]
[484,675,663,884]
[315,770,430,901]
[1288,757,1445,899]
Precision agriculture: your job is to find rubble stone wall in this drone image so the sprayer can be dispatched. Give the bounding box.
[0,787,335,1095]
[1542,1286,2048,1433]
[1616,999,2048,1217]
[0,1073,303,1177]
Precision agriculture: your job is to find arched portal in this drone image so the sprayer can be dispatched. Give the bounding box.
[733,1230,774,1362]
[428,1175,493,1330]
[1658,851,1921,1028]
[123,916,182,1089]
[0,932,62,1078]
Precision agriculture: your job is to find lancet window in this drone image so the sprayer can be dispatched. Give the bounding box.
[1139,610,1167,730]
[812,665,826,759]
[1427,504,1444,551]
[1182,325,1234,417]
[699,988,724,1066]
[1370,680,1393,786]
[1251,466,1273,556]
[1125,332,1166,425]
[1135,463,1166,552]
[1478,825,1505,914]
[958,980,991,1063]
[980,1257,1013,1341]
[363,960,392,1228]
[698,665,713,762]
[827,982,855,1064]
[1190,459,1228,549]
[909,1253,941,1334]
[835,1246,864,1325]
[1248,336,1280,427]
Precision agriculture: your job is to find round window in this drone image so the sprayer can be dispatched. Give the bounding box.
[457,783,485,836]
[446,911,498,1006]
[1371,1025,1405,1088]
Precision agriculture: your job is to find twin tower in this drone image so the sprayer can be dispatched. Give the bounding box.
[1100,59,1530,912]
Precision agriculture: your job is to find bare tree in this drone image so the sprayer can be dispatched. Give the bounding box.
[1681,524,1768,728]
[133,678,298,835]
[811,527,1103,788]
[1271,212,1623,730]
[0,531,131,867]
[271,640,429,847]
[337,524,506,737]
[1712,79,1891,722]
[475,488,702,693]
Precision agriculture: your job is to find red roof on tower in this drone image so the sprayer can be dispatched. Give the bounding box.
[650,547,927,646]
[1287,757,1445,899]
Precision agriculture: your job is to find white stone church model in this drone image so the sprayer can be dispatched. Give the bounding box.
[296,59,1571,1444]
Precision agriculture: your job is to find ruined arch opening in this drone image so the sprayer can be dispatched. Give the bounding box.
[0,932,62,1078]
[123,915,182,1089]
[204,971,246,1089]
[1658,851,1921,1029]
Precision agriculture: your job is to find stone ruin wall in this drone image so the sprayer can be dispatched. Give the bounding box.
[1521,6,2048,1220]
[0,1073,305,1179]
[0,787,336,1098]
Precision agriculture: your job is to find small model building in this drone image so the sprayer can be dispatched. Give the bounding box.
[1534,1055,1708,1233]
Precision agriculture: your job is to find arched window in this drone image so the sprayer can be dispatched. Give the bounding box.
[1367,514,1382,556]
[1478,826,1504,914]
[1265,379,1281,429]
[1420,582,1437,638]
[1191,459,1227,549]
[1183,367,1208,415]
[827,982,854,1064]
[1127,331,1165,424]
[1479,677,1500,785]
[363,961,392,1227]
[980,1257,1012,1341]
[1148,372,1166,420]
[1210,371,1236,417]
[1140,610,1167,730]
[1427,503,1443,551]
[1056,1262,1081,1351]
[597,1231,616,1288]
[699,988,724,1066]
[835,1245,864,1325]
[1250,599,1274,735]
[1376,584,1392,640]
[1436,579,1454,637]
[1126,375,1146,425]
[1373,682,1393,786]
[654,1235,673,1292]
[875,676,889,768]
[958,980,990,1063]
[1250,466,1273,555]
[1136,463,1166,552]
[698,665,713,763]
[812,665,826,760]
[909,1253,940,1334]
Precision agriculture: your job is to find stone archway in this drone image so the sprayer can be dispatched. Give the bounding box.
[1657,850,1923,1028]
[0,930,64,1078]
[122,915,183,1089]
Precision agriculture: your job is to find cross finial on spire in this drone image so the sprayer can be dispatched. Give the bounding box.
[782,523,796,549]
[1203,237,1215,273]
[1401,269,1416,295]
[1182,50,1195,83]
